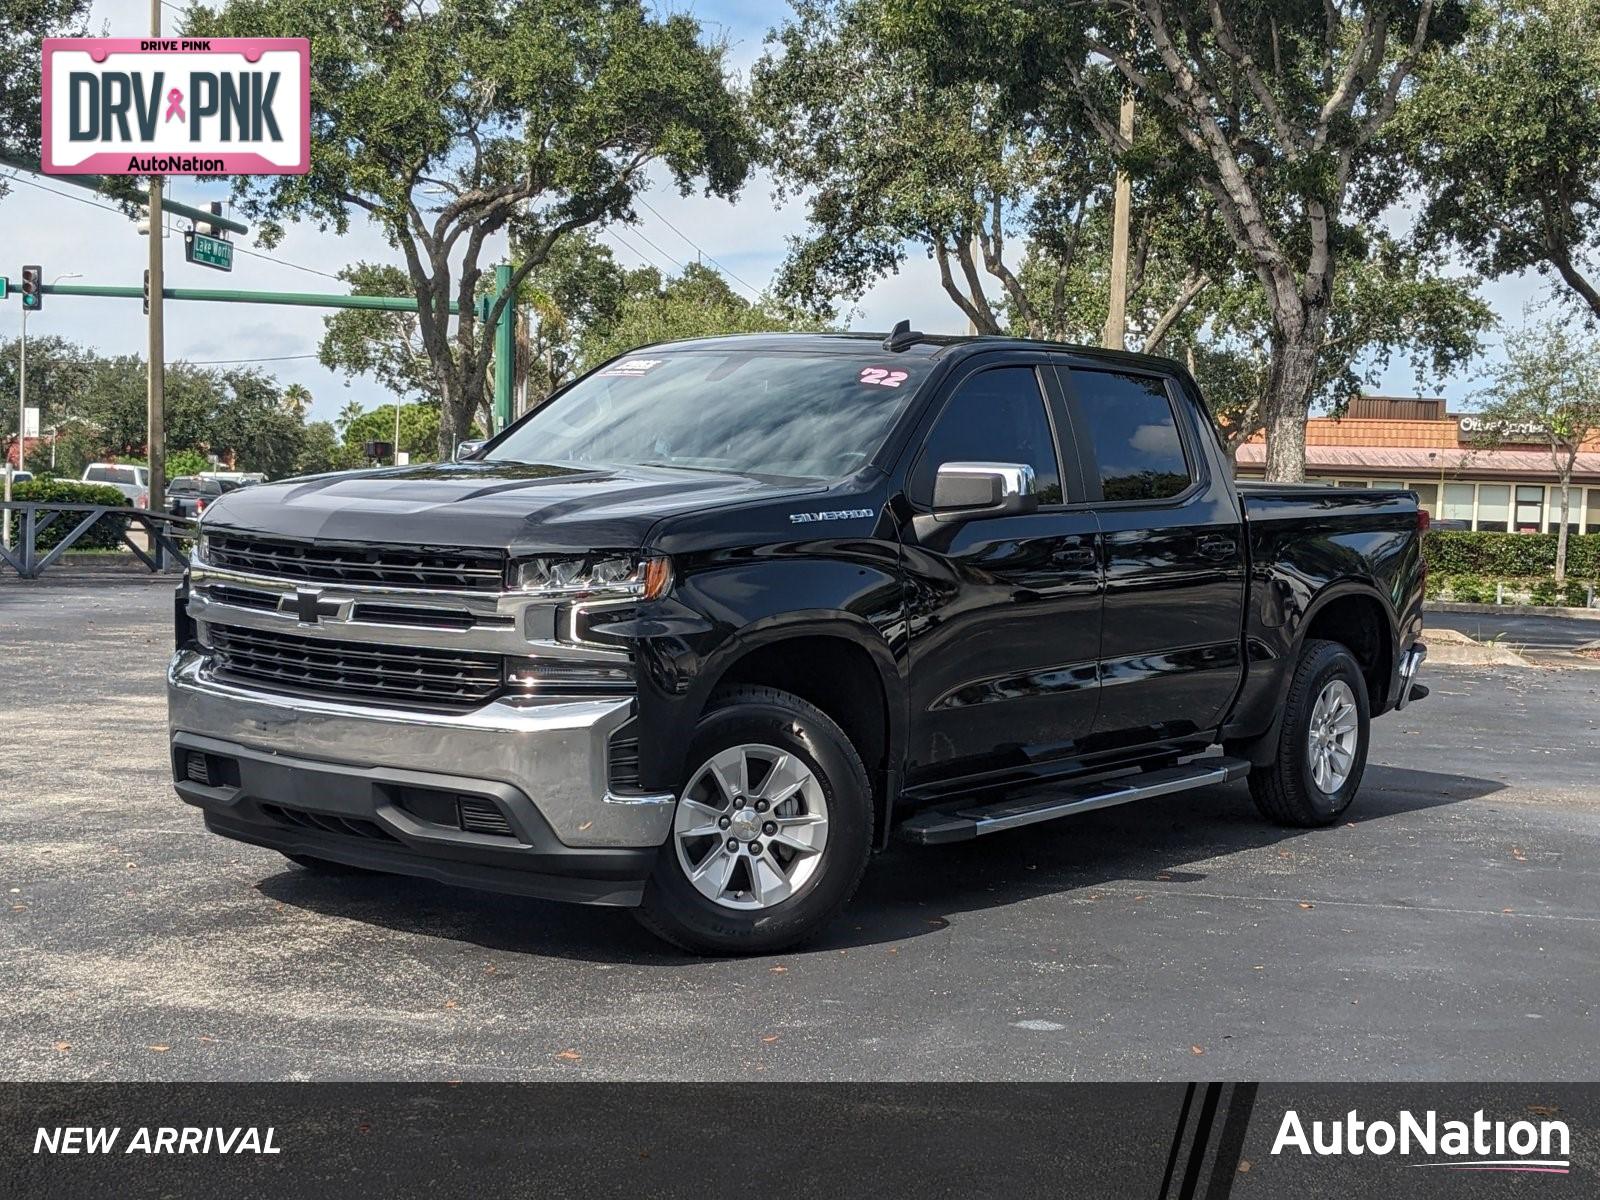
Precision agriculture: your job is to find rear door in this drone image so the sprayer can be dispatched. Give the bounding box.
[900,355,1103,787]
[1056,363,1247,752]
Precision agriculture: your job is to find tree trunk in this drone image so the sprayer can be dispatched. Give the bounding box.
[1261,330,1322,483]
[436,371,481,461]
[1555,480,1571,584]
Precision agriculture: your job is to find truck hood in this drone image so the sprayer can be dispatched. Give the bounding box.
[200,460,824,553]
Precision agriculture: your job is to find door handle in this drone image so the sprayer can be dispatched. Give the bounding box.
[1197,534,1237,559]
[1053,547,1097,568]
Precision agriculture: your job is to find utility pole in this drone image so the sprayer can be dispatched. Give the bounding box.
[146,0,166,515]
[1101,85,1136,351]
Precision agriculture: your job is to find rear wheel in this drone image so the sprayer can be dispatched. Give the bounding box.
[1248,638,1371,827]
[634,686,872,955]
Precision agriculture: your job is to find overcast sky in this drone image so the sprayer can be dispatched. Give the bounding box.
[0,0,1559,426]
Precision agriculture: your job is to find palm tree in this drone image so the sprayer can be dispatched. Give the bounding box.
[281,383,313,419]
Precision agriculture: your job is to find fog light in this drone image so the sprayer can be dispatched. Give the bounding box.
[504,656,634,693]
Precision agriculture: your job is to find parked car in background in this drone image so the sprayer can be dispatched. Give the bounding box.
[203,471,268,486]
[82,463,149,507]
[167,476,240,519]
[7,470,34,485]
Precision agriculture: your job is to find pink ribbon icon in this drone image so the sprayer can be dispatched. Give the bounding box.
[164,88,185,123]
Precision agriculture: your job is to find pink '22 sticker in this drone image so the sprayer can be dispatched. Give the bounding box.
[859,367,908,388]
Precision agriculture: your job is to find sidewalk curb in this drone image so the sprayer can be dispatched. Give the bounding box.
[1426,600,1600,620]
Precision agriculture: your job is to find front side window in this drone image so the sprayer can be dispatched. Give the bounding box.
[1070,370,1192,502]
[486,350,933,482]
[908,366,1063,505]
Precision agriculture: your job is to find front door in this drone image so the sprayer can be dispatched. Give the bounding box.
[900,359,1103,789]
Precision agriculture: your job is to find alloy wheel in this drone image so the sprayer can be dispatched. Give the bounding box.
[672,743,830,911]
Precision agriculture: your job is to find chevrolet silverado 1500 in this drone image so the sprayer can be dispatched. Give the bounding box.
[169,329,1428,953]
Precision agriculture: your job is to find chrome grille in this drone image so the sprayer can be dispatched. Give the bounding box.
[208,623,503,711]
[206,532,505,592]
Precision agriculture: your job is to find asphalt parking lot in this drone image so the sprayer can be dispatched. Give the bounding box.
[3,579,1599,1082]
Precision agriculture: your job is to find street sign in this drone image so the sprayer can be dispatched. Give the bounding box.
[184,230,234,272]
[41,38,310,176]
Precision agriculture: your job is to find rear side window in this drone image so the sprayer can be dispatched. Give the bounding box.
[1071,370,1192,502]
[86,466,135,485]
[909,366,1063,506]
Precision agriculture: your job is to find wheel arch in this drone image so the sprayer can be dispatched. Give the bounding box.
[680,617,906,843]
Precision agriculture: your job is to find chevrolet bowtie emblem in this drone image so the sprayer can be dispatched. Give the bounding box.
[282,588,345,624]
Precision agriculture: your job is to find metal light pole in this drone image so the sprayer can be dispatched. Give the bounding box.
[146,0,167,515]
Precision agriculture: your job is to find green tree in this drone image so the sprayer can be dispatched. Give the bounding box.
[294,420,362,476]
[0,0,88,201]
[1403,0,1600,321]
[579,262,831,366]
[186,0,751,458]
[1470,321,1600,581]
[166,447,213,478]
[753,0,1172,337]
[342,403,442,464]
[513,231,633,408]
[318,263,440,407]
[883,0,1469,480]
[280,383,313,419]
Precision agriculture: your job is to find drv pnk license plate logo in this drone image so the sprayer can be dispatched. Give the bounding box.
[41,38,310,175]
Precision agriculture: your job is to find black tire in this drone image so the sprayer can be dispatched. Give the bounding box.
[1248,638,1371,827]
[634,685,873,955]
[281,852,382,875]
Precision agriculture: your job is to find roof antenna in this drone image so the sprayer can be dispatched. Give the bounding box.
[882,319,922,352]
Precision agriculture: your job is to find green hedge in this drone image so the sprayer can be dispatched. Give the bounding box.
[11,479,131,551]
[1423,531,1600,579]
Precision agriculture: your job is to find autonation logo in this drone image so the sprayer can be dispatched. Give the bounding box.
[1272,1108,1571,1174]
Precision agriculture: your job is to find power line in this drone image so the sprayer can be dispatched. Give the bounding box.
[603,225,677,275]
[26,352,321,368]
[622,226,686,272]
[2,170,343,283]
[635,196,763,299]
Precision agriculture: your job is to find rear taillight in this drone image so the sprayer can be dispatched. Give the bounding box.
[1417,507,1430,533]
[137,492,149,508]
[195,499,207,515]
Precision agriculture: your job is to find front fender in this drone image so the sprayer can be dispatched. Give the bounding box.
[632,549,907,792]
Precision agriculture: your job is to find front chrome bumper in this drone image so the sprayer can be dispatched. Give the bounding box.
[167,649,675,850]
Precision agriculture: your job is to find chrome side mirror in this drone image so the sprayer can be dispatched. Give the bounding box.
[455,439,487,462]
[931,462,1040,522]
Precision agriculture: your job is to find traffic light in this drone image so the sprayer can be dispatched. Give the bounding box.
[20,265,42,311]
[202,201,224,237]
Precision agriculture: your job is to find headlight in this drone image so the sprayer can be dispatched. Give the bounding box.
[508,554,672,599]
[193,528,210,564]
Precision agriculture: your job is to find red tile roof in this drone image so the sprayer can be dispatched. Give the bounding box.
[1233,443,1600,482]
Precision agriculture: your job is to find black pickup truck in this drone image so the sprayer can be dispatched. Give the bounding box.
[169,330,1427,953]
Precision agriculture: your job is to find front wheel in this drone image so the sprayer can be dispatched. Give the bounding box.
[1248,638,1371,827]
[634,686,873,955]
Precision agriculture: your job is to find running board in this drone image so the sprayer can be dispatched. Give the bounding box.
[897,757,1252,845]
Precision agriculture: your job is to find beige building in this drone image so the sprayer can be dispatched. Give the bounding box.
[1235,396,1600,532]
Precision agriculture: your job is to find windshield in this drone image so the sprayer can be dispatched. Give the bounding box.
[485,349,933,481]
